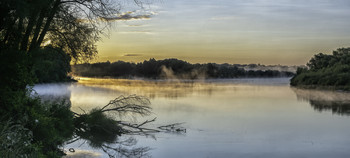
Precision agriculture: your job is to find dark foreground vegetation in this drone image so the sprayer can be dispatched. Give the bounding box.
[73,58,295,79]
[291,47,350,90]
[0,0,167,157]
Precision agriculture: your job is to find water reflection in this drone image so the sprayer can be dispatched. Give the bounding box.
[65,137,151,158]
[293,88,350,115]
[64,149,102,158]
[33,83,153,158]
[32,78,350,158]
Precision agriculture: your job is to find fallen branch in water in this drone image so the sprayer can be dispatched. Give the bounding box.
[70,95,186,157]
[100,95,152,116]
[158,123,186,133]
[117,117,160,135]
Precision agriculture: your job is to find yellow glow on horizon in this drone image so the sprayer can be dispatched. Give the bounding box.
[95,34,325,66]
[93,1,350,66]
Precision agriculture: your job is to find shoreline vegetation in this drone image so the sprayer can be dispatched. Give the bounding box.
[290,47,350,91]
[72,58,296,79]
[0,0,168,157]
[0,0,348,156]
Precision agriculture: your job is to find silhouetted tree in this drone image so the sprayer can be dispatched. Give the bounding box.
[0,0,149,156]
[0,0,123,62]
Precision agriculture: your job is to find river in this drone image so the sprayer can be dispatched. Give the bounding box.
[33,78,350,158]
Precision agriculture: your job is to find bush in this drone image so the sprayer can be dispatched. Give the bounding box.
[0,119,42,158]
[74,109,123,148]
[0,95,74,157]
[24,97,74,156]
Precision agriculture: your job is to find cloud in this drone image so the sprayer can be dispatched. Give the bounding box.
[102,11,155,21]
[123,54,142,57]
[210,16,240,21]
[127,24,144,27]
[114,14,151,20]
[118,31,153,34]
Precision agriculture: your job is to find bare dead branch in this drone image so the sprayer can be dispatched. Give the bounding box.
[100,95,152,116]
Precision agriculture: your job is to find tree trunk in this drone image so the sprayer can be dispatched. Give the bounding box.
[15,17,24,50]
[20,11,39,51]
[30,0,60,51]
[28,9,46,51]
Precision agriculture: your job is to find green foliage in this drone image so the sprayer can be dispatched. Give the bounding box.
[25,98,74,155]
[0,48,33,116]
[31,46,72,83]
[74,109,123,148]
[0,0,145,157]
[0,119,41,158]
[0,97,74,158]
[291,47,350,90]
[0,47,74,156]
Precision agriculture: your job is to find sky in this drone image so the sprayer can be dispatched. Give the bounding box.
[95,0,350,65]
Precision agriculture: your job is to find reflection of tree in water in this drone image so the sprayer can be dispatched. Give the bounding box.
[66,137,151,158]
[32,83,186,157]
[309,100,350,116]
[31,86,153,157]
[100,137,151,158]
[292,88,350,116]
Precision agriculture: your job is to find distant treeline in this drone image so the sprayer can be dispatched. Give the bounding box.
[72,58,295,79]
[291,47,350,90]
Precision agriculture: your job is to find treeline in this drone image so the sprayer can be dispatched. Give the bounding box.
[73,58,295,79]
[291,47,350,90]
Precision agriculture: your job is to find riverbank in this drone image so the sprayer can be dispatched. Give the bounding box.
[290,85,350,92]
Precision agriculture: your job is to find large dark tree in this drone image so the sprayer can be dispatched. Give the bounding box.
[0,1,151,157]
[0,0,134,111]
[0,0,129,62]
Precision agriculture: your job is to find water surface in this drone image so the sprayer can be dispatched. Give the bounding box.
[33,78,350,158]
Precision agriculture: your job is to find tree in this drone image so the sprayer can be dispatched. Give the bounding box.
[306,53,332,71]
[0,0,134,61]
[291,47,350,90]
[0,0,150,156]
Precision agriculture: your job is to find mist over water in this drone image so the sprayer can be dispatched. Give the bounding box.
[160,65,208,80]
[33,78,350,158]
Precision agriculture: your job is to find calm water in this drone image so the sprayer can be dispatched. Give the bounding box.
[33,78,350,158]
